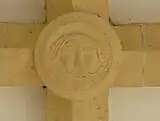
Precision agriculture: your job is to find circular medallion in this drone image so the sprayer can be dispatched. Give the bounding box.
[34,12,122,100]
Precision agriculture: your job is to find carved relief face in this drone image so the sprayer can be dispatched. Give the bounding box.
[48,35,113,92]
[35,13,122,100]
[60,41,102,78]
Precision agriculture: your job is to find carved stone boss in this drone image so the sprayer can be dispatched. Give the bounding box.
[34,12,122,100]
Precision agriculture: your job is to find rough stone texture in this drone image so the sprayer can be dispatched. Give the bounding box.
[73,91,108,121]
[114,24,160,51]
[114,52,144,87]
[71,51,160,121]
[1,0,160,121]
[34,11,121,121]
[144,51,160,86]
[34,12,122,100]
[72,0,109,21]
[0,48,42,86]
[143,25,160,50]
[47,89,72,121]
[0,23,45,48]
[114,25,142,50]
[46,0,73,22]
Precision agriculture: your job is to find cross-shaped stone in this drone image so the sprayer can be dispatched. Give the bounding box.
[1,0,160,121]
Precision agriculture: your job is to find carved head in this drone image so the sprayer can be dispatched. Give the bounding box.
[35,12,121,100]
[48,34,112,91]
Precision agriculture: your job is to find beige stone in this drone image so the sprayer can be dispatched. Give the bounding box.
[73,92,108,121]
[5,24,45,48]
[0,1,121,121]
[144,25,160,50]
[47,90,108,121]
[114,52,144,87]
[34,12,122,121]
[47,89,72,121]
[0,24,7,48]
[72,0,109,21]
[0,23,44,48]
[3,0,160,120]
[114,25,142,50]
[34,12,122,100]
[46,0,73,22]
[0,48,42,86]
[144,51,160,86]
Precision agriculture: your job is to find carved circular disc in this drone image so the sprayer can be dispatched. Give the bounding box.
[34,12,122,100]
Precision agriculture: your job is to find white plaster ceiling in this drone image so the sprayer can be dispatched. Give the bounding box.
[109,88,160,121]
[0,87,46,121]
[0,0,45,23]
[109,0,160,24]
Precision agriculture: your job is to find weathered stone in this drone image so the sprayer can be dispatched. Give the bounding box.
[34,12,122,100]
[46,0,73,22]
[6,24,45,48]
[114,52,144,87]
[72,0,109,21]
[47,89,72,121]
[0,23,44,48]
[0,48,42,86]
[144,51,160,86]
[114,25,142,50]
[143,25,160,50]
[72,91,108,121]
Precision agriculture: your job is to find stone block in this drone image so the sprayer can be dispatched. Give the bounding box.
[0,48,41,86]
[114,26,142,50]
[144,51,160,86]
[144,25,160,50]
[114,52,144,86]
